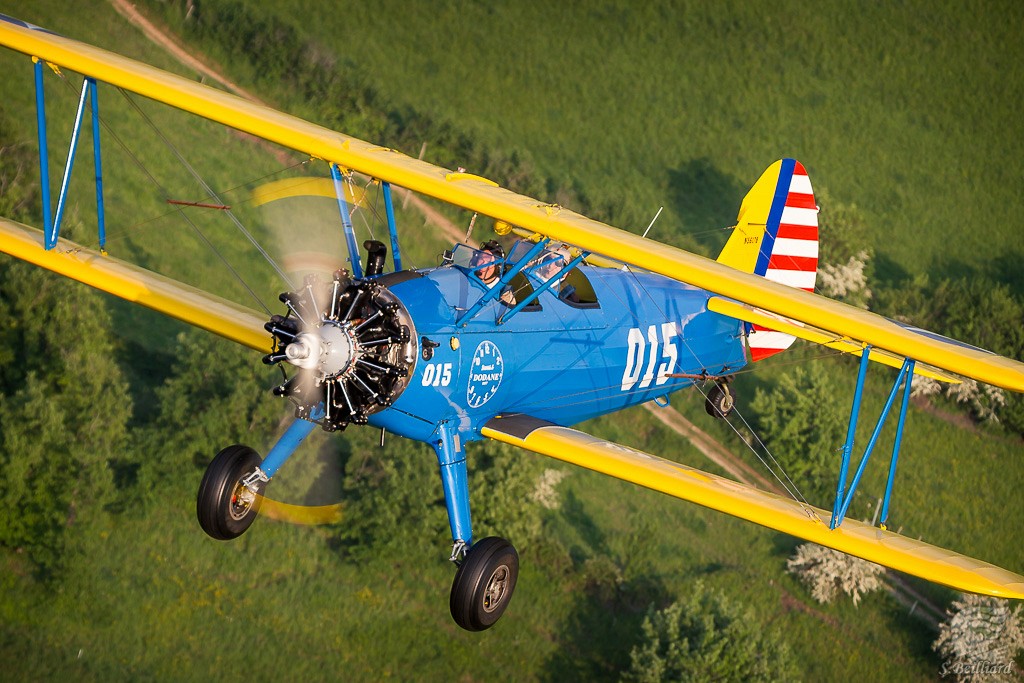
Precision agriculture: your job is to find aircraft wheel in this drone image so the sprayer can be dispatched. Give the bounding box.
[704,383,735,419]
[197,445,264,540]
[450,537,519,631]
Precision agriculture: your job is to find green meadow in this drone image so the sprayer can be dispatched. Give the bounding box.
[1,0,1022,680]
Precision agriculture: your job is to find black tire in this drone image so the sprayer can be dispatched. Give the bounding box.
[449,537,519,631]
[704,383,735,419]
[196,445,264,540]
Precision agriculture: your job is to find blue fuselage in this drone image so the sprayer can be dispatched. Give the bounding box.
[369,263,747,444]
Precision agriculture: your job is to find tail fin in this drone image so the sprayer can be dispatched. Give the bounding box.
[717,159,819,361]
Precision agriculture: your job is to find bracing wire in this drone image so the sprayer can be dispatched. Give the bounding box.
[97,160,310,247]
[687,379,813,508]
[49,71,288,314]
[117,90,295,292]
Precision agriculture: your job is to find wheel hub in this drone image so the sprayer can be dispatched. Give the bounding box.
[482,565,510,613]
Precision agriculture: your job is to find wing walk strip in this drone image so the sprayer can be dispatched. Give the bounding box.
[483,415,1024,599]
[0,219,272,353]
[2,22,1023,390]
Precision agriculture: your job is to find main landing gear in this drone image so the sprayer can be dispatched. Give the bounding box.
[449,537,520,631]
[704,379,736,419]
[196,444,266,540]
[433,421,520,631]
[198,421,522,631]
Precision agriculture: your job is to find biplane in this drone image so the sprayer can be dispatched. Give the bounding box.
[1,15,1023,632]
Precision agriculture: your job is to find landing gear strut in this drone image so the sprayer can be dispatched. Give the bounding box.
[450,537,519,631]
[196,445,265,540]
[433,422,519,631]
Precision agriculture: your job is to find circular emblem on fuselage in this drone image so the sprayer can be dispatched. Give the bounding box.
[467,340,504,409]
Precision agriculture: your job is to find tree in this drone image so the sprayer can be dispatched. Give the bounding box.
[817,250,872,308]
[134,328,283,498]
[334,435,555,558]
[622,581,797,682]
[786,543,884,606]
[468,439,552,544]
[333,432,449,557]
[749,364,847,506]
[815,189,874,309]
[933,593,1024,682]
[0,263,132,575]
[874,274,1024,436]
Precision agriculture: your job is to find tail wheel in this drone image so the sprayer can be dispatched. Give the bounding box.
[197,445,264,540]
[705,383,735,419]
[450,537,519,631]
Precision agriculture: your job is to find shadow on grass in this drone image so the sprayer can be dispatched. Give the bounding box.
[667,158,746,258]
[539,571,670,682]
[992,250,1024,298]
[538,491,718,681]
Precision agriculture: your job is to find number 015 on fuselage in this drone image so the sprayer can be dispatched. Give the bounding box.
[371,246,748,445]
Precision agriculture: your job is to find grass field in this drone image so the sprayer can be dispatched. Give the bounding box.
[222,0,1024,284]
[1,1,1022,680]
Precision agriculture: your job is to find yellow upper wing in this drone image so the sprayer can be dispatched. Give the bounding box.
[483,414,1024,600]
[2,22,1023,390]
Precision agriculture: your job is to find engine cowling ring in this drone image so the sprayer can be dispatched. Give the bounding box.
[263,271,416,431]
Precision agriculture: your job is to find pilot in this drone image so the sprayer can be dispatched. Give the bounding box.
[472,241,515,305]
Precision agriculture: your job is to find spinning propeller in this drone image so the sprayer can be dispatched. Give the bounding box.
[253,175,417,432]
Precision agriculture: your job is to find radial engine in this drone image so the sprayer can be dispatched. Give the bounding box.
[262,270,416,431]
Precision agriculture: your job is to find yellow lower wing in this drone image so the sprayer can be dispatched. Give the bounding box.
[483,414,1024,600]
[0,218,271,353]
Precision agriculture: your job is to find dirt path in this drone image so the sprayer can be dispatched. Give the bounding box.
[643,402,783,493]
[110,0,266,105]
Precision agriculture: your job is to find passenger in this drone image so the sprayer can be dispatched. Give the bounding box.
[535,253,564,285]
[534,245,579,303]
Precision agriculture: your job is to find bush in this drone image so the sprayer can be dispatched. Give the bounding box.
[622,581,797,682]
[0,264,132,576]
[933,593,1024,682]
[749,364,847,506]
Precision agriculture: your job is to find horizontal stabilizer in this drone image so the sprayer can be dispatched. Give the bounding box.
[707,296,961,383]
[0,219,271,353]
[483,414,1024,600]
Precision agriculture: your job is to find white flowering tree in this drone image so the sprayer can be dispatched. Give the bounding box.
[912,376,1007,424]
[815,190,874,309]
[818,250,873,308]
[531,468,569,510]
[933,593,1024,682]
[786,543,885,606]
